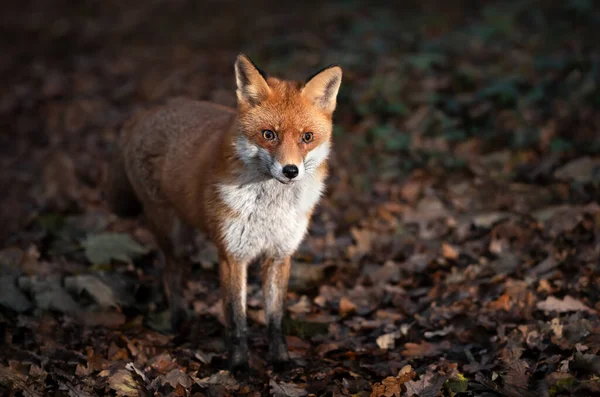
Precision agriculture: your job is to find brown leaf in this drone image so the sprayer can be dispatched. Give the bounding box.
[370,366,415,397]
[270,379,308,397]
[347,227,376,260]
[488,294,512,312]
[195,370,238,391]
[501,359,534,397]
[163,368,192,389]
[370,376,402,397]
[289,263,328,291]
[401,341,450,357]
[536,295,596,314]
[441,242,459,260]
[107,369,139,397]
[553,156,600,183]
[288,295,312,314]
[339,296,357,317]
[399,180,423,204]
[148,352,177,374]
[247,308,266,325]
[404,371,447,397]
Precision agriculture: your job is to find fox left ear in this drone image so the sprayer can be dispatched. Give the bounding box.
[235,54,271,107]
[302,65,342,113]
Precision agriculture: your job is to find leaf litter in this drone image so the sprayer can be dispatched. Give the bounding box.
[2,1,600,396]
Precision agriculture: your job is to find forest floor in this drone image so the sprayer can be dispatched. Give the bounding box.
[1,1,600,396]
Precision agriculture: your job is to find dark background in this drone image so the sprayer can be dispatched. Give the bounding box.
[1,1,600,396]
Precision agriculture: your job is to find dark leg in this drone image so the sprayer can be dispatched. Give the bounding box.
[147,207,190,333]
[261,256,291,365]
[161,252,188,333]
[219,254,249,371]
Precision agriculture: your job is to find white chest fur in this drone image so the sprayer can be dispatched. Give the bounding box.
[216,172,324,263]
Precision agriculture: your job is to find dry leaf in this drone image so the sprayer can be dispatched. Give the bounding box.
[488,294,512,311]
[163,368,192,389]
[442,242,459,260]
[402,341,450,357]
[376,331,400,350]
[404,371,447,397]
[339,296,358,317]
[536,295,595,314]
[270,379,308,397]
[107,369,139,397]
[347,227,376,260]
[195,370,238,391]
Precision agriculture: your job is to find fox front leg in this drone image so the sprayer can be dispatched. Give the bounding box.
[219,255,249,371]
[261,256,291,365]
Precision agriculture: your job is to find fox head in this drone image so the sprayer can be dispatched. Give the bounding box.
[233,54,342,184]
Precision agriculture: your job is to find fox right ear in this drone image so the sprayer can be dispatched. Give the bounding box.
[234,54,271,107]
[302,65,342,113]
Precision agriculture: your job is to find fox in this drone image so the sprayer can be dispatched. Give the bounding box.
[106,54,342,370]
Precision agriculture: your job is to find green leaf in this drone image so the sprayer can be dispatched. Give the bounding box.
[82,233,149,265]
[445,373,468,396]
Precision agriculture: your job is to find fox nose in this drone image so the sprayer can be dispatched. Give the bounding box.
[282,164,299,179]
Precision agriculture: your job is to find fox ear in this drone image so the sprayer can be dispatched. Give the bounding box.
[235,54,270,106]
[302,65,342,113]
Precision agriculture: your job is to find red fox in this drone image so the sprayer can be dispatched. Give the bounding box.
[106,54,342,370]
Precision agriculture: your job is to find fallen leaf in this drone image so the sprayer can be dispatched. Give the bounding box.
[501,359,533,397]
[148,352,177,373]
[339,296,357,317]
[370,376,402,397]
[376,331,400,350]
[163,368,192,389]
[107,369,139,397]
[472,212,511,228]
[347,227,376,260]
[19,275,81,314]
[445,373,468,396]
[441,242,459,260]
[536,295,596,314]
[64,274,119,309]
[372,365,417,396]
[405,371,447,397]
[82,233,149,265]
[289,263,328,291]
[0,276,32,312]
[247,308,266,325]
[572,352,600,375]
[270,379,308,397]
[195,370,238,391]
[488,294,512,311]
[553,157,600,183]
[402,341,450,357]
[288,295,312,314]
[424,326,454,339]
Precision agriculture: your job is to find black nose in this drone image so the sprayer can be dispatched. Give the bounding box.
[282,164,299,179]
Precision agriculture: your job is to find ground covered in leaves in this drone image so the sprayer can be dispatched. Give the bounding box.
[1,1,600,396]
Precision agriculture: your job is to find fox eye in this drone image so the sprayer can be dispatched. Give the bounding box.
[262,130,276,140]
[302,132,314,143]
